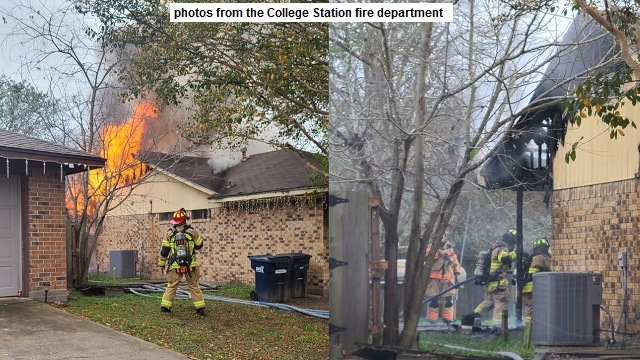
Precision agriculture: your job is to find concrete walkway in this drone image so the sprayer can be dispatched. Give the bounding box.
[0,298,188,360]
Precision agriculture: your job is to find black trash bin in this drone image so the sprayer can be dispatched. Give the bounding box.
[248,254,291,302]
[278,253,312,298]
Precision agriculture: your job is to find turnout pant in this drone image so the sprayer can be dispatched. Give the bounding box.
[522,292,533,320]
[425,278,457,323]
[161,267,205,310]
[474,287,509,323]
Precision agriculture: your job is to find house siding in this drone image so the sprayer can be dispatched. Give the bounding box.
[95,198,329,296]
[26,168,68,293]
[553,106,640,190]
[108,171,213,216]
[552,178,640,335]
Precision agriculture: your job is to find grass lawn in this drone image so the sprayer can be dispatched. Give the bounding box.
[60,276,538,360]
[59,281,328,360]
[419,329,537,359]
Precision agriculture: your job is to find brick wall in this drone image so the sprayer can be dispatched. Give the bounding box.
[26,168,68,294]
[552,179,640,335]
[95,198,329,296]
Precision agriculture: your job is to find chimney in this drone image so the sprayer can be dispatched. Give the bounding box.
[241,147,247,162]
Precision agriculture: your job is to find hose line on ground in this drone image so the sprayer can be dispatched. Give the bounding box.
[126,283,329,320]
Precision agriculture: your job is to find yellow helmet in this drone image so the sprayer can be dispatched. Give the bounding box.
[502,229,517,245]
[533,237,550,249]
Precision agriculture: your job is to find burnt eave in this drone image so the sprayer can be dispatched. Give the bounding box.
[477,14,622,191]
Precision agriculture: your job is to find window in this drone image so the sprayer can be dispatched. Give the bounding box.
[159,212,173,222]
[191,209,209,220]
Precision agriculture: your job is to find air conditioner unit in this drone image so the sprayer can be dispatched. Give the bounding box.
[109,250,137,278]
[532,272,602,346]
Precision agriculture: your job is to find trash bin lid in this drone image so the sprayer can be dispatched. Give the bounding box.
[277,253,312,264]
[248,254,273,260]
[276,252,311,258]
[248,255,276,266]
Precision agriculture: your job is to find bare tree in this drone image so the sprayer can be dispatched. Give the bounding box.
[1,1,182,285]
[330,1,611,348]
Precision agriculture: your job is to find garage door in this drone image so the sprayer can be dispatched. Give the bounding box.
[0,176,20,297]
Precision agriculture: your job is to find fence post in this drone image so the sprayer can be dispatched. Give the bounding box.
[329,191,370,358]
[501,310,509,342]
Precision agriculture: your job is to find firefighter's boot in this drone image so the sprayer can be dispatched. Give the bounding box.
[461,312,480,326]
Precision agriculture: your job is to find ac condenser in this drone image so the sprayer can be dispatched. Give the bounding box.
[109,250,138,278]
[532,272,602,346]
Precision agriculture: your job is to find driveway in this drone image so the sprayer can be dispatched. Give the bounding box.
[0,298,188,360]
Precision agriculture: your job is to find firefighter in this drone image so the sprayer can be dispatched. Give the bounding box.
[463,229,517,325]
[158,208,206,316]
[522,237,552,320]
[424,234,462,324]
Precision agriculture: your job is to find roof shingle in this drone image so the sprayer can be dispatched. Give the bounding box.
[140,149,326,198]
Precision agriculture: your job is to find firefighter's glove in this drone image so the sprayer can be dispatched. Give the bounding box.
[157,259,167,274]
[443,254,451,262]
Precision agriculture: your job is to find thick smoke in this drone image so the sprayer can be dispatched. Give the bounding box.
[208,154,242,174]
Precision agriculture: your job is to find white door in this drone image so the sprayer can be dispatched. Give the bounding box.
[0,176,20,297]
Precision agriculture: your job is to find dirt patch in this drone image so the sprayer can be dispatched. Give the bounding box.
[286,294,329,310]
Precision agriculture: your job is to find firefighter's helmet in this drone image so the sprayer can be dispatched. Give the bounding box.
[502,229,517,245]
[533,237,550,249]
[170,208,188,225]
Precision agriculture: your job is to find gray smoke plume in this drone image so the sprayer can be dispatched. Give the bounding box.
[208,154,242,174]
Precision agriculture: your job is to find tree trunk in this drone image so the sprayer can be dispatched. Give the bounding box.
[399,178,466,348]
[403,21,431,321]
[381,212,400,345]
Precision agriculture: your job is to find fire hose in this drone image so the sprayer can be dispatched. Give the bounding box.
[421,276,477,305]
[126,283,329,320]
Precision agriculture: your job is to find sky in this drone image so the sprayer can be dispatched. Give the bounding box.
[0,0,74,90]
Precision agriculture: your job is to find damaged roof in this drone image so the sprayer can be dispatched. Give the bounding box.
[478,15,621,190]
[140,152,218,193]
[140,149,327,199]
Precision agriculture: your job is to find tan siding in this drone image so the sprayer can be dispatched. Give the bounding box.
[109,172,213,215]
[554,105,640,189]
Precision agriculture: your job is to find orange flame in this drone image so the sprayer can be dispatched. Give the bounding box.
[68,101,157,216]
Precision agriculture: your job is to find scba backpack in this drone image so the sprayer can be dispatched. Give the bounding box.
[474,243,499,285]
[172,230,192,267]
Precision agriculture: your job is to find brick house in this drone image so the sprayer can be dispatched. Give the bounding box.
[0,129,105,301]
[478,16,640,337]
[94,148,330,296]
[552,111,640,335]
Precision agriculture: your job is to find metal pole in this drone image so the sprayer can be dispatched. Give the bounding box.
[369,199,384,344]
[516,187,523,325]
